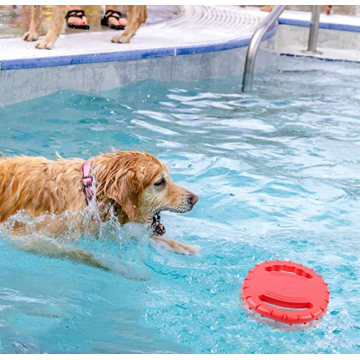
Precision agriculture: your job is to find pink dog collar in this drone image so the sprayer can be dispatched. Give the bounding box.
[82,162,94,205]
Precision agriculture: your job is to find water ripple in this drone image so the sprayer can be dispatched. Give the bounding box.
[0,57,360,353]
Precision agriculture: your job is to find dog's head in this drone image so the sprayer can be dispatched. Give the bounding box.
[96,151,198,230]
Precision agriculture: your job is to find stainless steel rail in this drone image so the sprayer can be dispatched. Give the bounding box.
[304,5,322,54]
[241,5,286,92]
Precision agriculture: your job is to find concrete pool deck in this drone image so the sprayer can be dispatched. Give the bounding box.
[0,6,270,71]
[1,5,360,71]
[0,5,277,106]
[0,5,359,106]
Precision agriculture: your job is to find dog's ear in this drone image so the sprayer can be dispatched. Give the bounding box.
[105,171,142,222]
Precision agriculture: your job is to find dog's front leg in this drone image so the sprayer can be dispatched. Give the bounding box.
[23,5,41,42]
[150,235,200,255]
[111,5,147,44]
[36,5,67,49]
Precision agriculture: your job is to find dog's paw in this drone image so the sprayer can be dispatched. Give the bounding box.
[111,35,130,44]
[23,31,39,42]
[35,39,54,50]
[167,240,200,255]
[150,235,200,256]
[179,244,200,255]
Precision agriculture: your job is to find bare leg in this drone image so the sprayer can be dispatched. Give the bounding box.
[325,5,332,15]
[36,5,67,49]
[23,5,41,42]
[150,235,200,255]
[111,5,147,44]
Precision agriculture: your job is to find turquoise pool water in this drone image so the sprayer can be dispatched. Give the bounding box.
[0,56,360,353]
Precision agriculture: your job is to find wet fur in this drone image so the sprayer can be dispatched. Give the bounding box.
[0,150,199,268]
[23,5,147,49]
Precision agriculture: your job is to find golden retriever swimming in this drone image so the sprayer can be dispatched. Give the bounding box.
[23,5,147,49]
[0,150,199,269]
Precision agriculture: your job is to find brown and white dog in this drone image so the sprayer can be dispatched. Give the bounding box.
[0,150,199,268]
[23,5,147,49]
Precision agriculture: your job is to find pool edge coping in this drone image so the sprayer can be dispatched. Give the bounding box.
[0,24,276,71]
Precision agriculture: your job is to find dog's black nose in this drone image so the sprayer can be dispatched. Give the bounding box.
[188,193,198,206]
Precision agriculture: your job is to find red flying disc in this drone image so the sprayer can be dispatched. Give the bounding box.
[241,260,330,325]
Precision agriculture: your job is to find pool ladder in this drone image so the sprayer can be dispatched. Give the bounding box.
[242,5,322,92]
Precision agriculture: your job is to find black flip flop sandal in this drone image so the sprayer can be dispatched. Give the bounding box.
[65,10,90,30]
[101,10,126,30]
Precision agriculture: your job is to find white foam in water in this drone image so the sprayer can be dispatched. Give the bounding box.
[1,205,152,281]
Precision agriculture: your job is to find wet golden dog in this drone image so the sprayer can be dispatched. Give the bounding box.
[0,150,199,268]
[23,5,147,49]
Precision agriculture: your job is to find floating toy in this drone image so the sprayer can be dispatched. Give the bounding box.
[241,260,330,326]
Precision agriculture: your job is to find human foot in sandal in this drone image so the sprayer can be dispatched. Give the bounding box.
[101,8,127,30]
[65,7,90,30]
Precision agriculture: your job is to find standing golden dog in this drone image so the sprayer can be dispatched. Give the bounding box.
[23,5,147,49]
[0,150,199,268]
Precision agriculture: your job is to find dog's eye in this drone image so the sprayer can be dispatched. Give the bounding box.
[154,179,165,186]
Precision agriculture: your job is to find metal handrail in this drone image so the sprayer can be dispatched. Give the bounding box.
[303,5,322,55]
[241,5,286,92]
